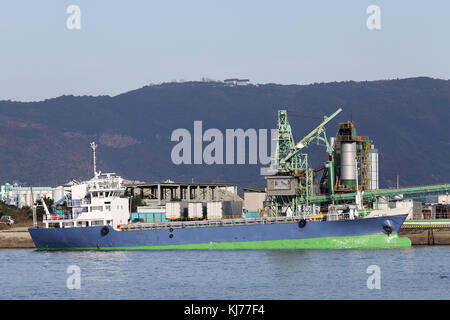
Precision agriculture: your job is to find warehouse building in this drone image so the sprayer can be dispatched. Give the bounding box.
[126,181,241,223]
[126,181,239,206]
[0,183,54,208]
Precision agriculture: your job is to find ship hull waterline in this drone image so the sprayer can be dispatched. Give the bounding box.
[28,214,411,250]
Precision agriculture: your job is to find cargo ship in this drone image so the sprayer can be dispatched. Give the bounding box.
[28,108,419,250]
[28,170,410,250]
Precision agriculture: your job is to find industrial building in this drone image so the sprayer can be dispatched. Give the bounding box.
[0,179,240,211]
[438,194,450,204]
[321,121,379,193]
[126,181,241,223]
[258,109,449,220]
[242,187,266,218]
[126,181,239,206]
[421,203,450,219]
[0,183,55,208]
[224,78,250,86]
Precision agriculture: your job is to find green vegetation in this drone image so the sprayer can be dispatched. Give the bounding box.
[0,197,55,228]
[0,200,32,227]
[130,196,144,213]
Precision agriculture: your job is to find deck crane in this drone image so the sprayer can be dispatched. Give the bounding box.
[267,108,342,217]
[52,193,71,215]
[41,198,52,221]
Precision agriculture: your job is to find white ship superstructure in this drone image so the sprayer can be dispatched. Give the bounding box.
[42,172,129,230]
[40,142,130,230]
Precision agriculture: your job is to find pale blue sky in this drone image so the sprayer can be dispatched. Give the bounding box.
[0,0,449,101]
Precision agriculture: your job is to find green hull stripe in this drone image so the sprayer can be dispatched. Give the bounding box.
[37,234,411,251]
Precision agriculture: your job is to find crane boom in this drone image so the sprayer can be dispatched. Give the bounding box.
[281,108,342,164]
[295,108,342,149]
[52,193,71,214]
[41,198,51,220]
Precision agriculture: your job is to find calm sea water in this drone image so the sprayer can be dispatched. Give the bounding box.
[0,246,449,300]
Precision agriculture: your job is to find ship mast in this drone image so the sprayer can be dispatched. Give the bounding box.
[90,142,98,177]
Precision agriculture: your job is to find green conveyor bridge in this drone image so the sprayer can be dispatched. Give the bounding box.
[310,183,449,204]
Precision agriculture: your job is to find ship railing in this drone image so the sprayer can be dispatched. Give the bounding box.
[43,212,78,222]
[123,215,307,230]
[71,199,91,207]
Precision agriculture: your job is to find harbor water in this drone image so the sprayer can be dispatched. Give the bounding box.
[0,246,449,300]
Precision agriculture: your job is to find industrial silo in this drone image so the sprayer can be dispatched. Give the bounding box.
[52,186,65,202]
[341,142,357,186]
[368,148,379,190]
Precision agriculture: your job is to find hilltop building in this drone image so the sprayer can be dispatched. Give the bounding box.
[224,78,250,86]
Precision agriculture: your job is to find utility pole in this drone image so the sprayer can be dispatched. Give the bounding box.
[30,186,37,227]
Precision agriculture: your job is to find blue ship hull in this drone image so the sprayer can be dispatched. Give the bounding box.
[28,214,410,250]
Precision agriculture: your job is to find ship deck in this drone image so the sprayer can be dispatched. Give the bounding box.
[123,215,313,231]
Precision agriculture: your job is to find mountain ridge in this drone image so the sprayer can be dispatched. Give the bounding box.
[0,77,449,190]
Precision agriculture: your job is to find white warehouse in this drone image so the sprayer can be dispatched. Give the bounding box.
[0,183,68,208]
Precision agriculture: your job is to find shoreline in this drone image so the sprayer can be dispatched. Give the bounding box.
[0,227,35,248]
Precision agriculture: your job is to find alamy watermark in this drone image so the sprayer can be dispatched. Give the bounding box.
[64,5,381,31]
[65,5,381,31]
[366,5,381,30]
[170,121,279,175]
[366,265,381,290]
[66,5,81,30]
[66,265,81,290]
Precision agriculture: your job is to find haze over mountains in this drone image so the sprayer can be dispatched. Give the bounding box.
[0,77,449,191]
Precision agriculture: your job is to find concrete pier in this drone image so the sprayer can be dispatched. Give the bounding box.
[0,227,35,248]
[399,220,450,245]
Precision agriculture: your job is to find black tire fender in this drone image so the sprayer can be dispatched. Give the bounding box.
[298,219,307,228]
[101,226,109,236]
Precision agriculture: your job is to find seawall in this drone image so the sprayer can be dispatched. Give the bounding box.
[399,229,450,245]
[399,220,450,245]
[0,227,35,248]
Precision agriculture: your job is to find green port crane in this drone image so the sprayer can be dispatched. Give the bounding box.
[277,108,342,172]
[268,108,342,217]
[266,108,449,218]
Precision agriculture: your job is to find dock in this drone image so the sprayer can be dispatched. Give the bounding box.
[399,220,450,245]
[0,227,34,248]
